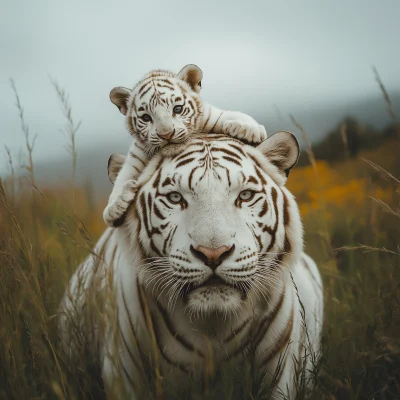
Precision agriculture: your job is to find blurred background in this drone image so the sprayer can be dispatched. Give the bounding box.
[1,0,399,195]
[1,1,399,399]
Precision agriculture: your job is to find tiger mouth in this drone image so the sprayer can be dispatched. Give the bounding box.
[181,275,247,296]
[200,275,226,286]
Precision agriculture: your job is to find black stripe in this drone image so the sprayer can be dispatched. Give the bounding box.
[156,301,205,357]
[139,192,152,238]
[130,152,146,166]
[221,156,242,166]
[258,200,269,217]
[210,111,223,132]
[119,321,141,371]
[266,187,279,252]
[260,304,294,368]
[248,196,263,208]
[213,147,243,161]
[152,168,162,189]
[173,148,204,162]
[153,203,166,220]
[158,198,173,210]
[148,308,191,374]
[176,157,196,168]
[253,287,285,347]
[223,317,252,344]
[120,286,150,372]
[139,85,153,99]
[282,190,290,227]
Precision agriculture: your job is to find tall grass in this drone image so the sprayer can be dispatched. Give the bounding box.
[0,79,399,399]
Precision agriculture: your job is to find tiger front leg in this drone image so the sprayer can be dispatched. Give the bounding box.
[220,111,267,143]
[103,179,139,227]
[223,120,267,143]
[103,141,149,228]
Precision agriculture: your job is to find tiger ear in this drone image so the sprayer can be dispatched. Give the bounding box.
[108,153,126,184]
[256,131,300,177]
[177,64,203,93]
[110,87,131,115]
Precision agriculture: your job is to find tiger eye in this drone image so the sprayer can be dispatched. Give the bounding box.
[238,190,256,202]
[167,192,183,204]
[173,105,183,114]
[141,114,152,122]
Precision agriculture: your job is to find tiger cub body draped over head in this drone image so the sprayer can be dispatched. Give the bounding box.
[103,64,267,227]
[60,132,323,399]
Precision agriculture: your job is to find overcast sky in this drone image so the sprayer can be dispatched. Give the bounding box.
[1,0,399,172]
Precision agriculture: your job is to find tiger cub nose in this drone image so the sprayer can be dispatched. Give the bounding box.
[157,129,175,141]
[190,244,235,270]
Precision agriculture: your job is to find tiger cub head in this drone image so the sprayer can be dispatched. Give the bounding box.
[110,64,203,154]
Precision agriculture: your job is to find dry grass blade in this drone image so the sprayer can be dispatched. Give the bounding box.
[363,158,400,185]
[369,196,399,217]
[336,244,400,257]
[9,78,37,187]
[373,67,398,123]
[50,76,81,213]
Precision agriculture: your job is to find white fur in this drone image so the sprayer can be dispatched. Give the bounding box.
[60,134,323,399]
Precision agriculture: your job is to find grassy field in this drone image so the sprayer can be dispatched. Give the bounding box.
[0,93,399,399]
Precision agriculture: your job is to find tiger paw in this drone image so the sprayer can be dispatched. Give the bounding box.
[120,179,139,203]
[103,180,139,227]
[222,120,267,143]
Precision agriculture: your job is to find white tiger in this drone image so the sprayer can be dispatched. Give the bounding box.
[59,132,323,399]
[104,64,267,227]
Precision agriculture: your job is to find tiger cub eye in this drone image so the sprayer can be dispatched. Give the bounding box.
[141,114,152,122]
[173,105,183,114]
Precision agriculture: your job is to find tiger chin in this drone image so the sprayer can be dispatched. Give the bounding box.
[183,276,246,316]
[103,63,267,229]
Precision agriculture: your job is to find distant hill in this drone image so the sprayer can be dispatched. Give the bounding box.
[24,92,400,198]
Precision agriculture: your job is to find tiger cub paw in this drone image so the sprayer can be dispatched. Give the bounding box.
[103,180,139,227]
[120,179,139,203]
[223,120,267,143]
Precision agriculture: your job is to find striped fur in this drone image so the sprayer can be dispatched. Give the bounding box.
[103,64,267,227]
[60,133,323,399]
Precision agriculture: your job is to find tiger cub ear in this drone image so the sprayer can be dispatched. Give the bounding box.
[256,131,300,177]
[177,64,203,93]
[108,153,126,184]
[110,87,132,115]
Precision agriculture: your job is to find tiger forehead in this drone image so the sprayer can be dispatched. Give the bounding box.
[155,138,264,189]
[134,75,185,96]
[132,76,187,106]
[161,135,250,160]
[134,69,175,88]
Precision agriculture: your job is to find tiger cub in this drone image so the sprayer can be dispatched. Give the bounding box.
[104,64,267,227]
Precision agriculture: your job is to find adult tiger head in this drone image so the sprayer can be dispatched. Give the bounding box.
[110,64,203,154]
[109,132,302,316]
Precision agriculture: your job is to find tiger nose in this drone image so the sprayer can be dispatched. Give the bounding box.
[190,244,235,270]
[157,129,175,141]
